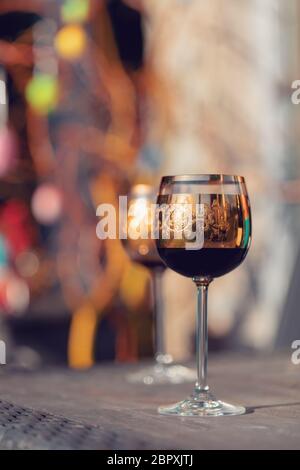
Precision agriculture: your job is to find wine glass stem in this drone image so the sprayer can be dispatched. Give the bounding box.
[152,268,167,365]
[194,278,212,393]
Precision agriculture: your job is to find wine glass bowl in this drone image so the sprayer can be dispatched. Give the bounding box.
[123,184,164,270]
[155,174,251,416]
[157,175,251,278]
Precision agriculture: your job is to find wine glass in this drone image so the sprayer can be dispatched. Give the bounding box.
[155,174,251,415]
[123,184,196,384]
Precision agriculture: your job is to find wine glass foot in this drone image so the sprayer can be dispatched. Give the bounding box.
[158,392,246,416]
[127,363,196,385]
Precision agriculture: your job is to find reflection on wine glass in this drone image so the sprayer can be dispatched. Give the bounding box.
[123,184,196,384]
[155,174,251,415]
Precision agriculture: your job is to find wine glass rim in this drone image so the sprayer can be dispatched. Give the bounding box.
[160,174,245,183]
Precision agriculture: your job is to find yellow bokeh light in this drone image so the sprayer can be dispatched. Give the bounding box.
[54,24,87,61]
[119,263,149,311]
[68,302,97,369]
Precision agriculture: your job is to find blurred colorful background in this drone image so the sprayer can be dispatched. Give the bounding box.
[0,0,300,370]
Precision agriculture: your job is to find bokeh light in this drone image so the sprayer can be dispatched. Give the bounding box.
[15,251,39,278]
[5,275,30,315]
[61,0,90,24]
[25,74,59,115]
[31,183,63,225]
[0,200,34,255]
[119,263,149,311]
[54,24,87,61]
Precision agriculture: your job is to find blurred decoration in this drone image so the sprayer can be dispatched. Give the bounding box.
[0,0,146,365]
[119,262,149,311]
[31,183,63,225]
[15,251,39,278]
[0,200,36,256]
[0,127,18,177]
[54,24,87,61]
[68,301,97,369]
[4,274,30,315]
[0,235,8,268]
[25,74,59,115]
[61,0,91,24]
[0,270,30,316]
[0,68,18,177]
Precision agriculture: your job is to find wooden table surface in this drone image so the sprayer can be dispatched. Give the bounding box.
[0,353,299,449]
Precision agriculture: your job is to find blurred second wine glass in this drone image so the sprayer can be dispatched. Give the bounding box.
[122,184,195,384]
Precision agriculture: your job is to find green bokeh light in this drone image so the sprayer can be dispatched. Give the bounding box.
[25,74,59,115]
[61,0,90,23]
